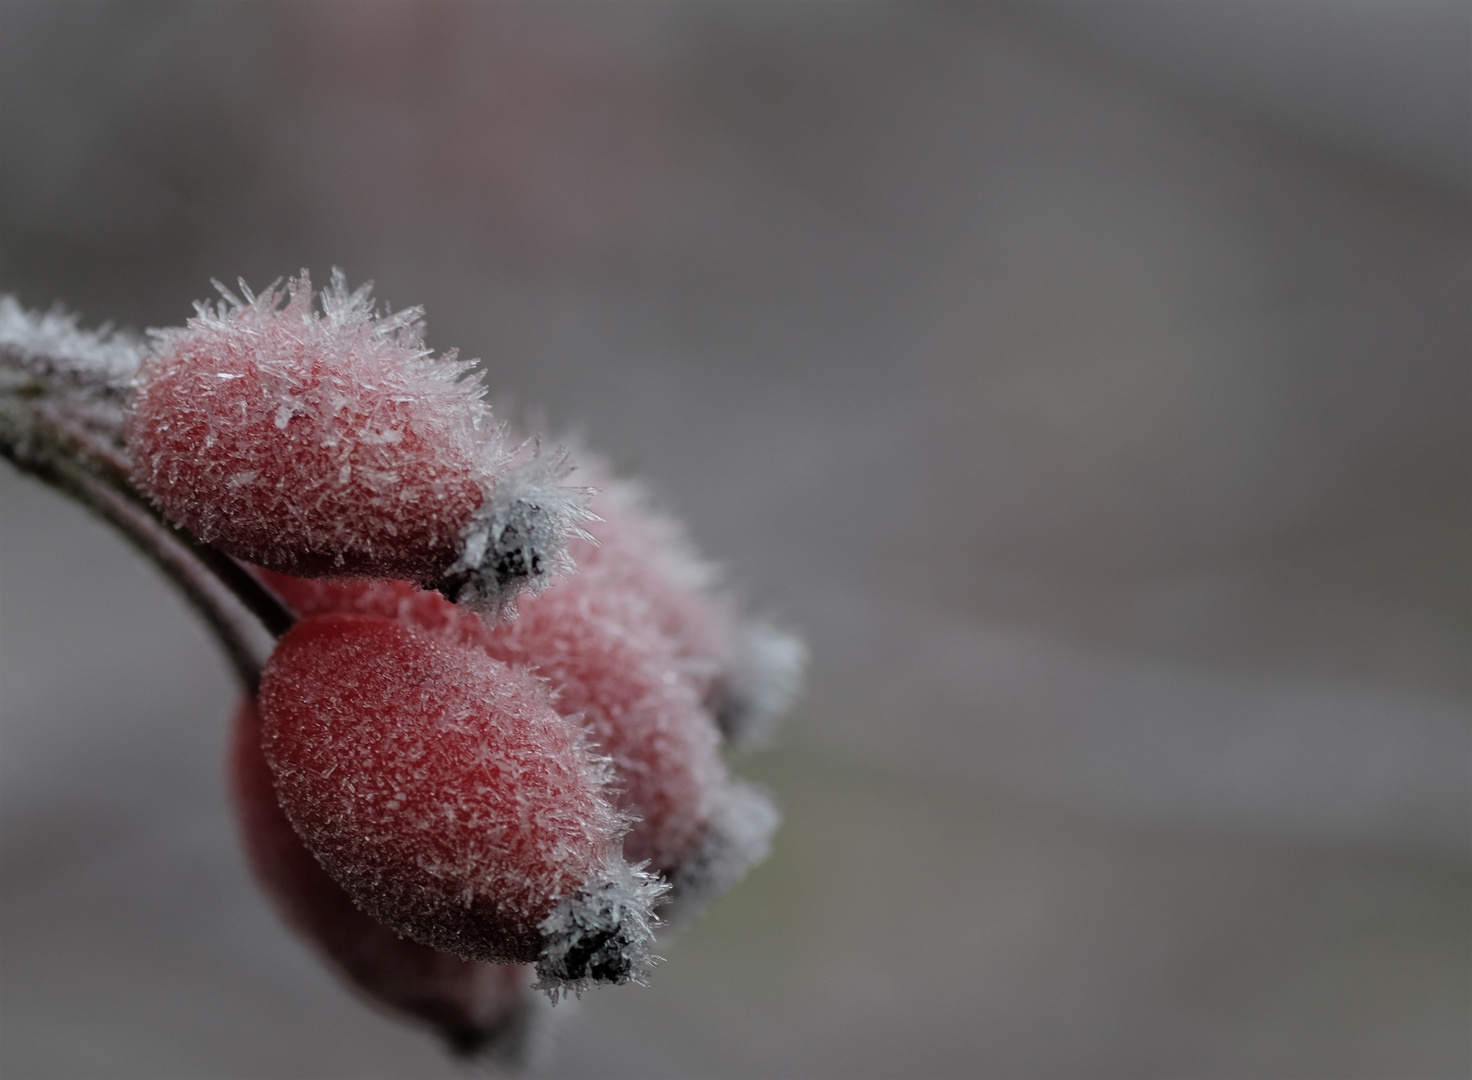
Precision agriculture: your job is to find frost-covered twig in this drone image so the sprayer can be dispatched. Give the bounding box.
[0,300,293,688]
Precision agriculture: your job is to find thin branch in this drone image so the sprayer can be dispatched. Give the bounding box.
[2,332,296,688]
[8,446,272,690]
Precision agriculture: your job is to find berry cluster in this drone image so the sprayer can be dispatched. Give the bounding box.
[122,275,806,1059]
[0,274,802,1060]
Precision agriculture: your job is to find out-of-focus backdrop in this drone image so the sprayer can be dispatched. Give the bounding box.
[2,3,1467,1077]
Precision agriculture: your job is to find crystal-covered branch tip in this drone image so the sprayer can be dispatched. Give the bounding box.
[0,294,143,399]
[1,294,141,481]
[127,270,584,596]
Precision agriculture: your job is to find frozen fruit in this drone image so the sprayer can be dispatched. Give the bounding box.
[510,449,805,746]
[257,558,780,920]
[229,697,546,1059]
[3,282,805,1060]
[477,559,725,872]
[573,471,806,748]
[127,271,584,612]
[257,612,662,986]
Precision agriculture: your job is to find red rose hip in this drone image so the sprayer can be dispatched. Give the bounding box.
[229,697,546,1059]
[573,472,807,748]
[258,564,782,922]
[128,271,585,612]
[257,613,662,987]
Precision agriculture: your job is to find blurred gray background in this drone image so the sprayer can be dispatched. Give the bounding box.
[1,2,1468,1077]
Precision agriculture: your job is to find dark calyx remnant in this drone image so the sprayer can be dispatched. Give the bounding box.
[536,875,654,987]
[438,498,553,608]
[557,925,625,984]
[485,501,545,589]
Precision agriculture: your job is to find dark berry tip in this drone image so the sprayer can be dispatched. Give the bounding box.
[534,864,666,992]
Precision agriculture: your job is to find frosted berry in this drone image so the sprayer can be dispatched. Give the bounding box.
[258,556,781,920]
[481,566,728,863]
[2,284,807,1057]
[128,271,585,612]
[574,468,807,748]
[492,514,787,917]
[257,612,663,986]
[229,698,545,1059]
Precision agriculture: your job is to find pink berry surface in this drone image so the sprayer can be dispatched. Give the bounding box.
[258,612,632,966]
[477,562,726,872]
[129,272,515,584]
[571,470,805,746]
[574,477,732,693]
[258,565,727,874]
[229,697,539,1057]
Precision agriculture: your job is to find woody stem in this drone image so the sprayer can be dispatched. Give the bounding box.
[2,341,295,690]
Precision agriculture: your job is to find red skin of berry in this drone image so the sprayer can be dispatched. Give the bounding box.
[574,479,803,746]
[478,566,724,871]
[571,486,732,702]
[229,697,534,1055]
[259,567,726,874]
[128,283,489,581]
[258,613,625,964]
